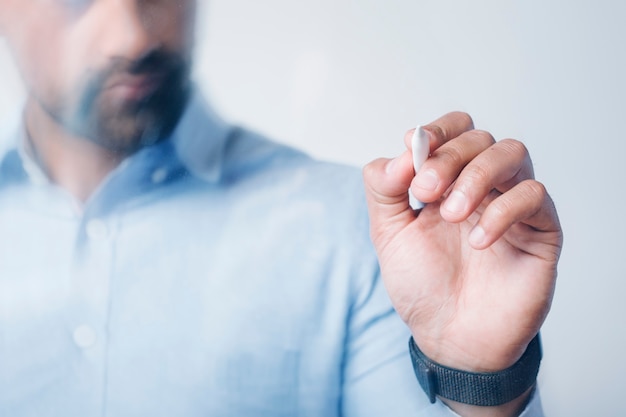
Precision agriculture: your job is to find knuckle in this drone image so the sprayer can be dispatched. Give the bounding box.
[489,197,511,219]
[431,125,450,142]
[435,145,465,167]
[523,179,548,202]
[451,111,474,129]
[468,129,495,146]
[499,138,529,159]
[427,124,445,142]
[464,163,491,185]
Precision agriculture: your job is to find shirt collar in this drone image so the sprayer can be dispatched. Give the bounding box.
[171,89,233,184]
[17,122,50,186]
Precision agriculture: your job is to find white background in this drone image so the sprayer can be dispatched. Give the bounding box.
[2,1,625,415]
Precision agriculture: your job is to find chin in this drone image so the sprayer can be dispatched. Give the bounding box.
[89,93,189,153]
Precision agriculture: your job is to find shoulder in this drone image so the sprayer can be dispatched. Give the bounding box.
[222,127,364,203]
[220,127,369,230]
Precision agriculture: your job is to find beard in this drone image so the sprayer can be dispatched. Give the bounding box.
[43,49,191,154]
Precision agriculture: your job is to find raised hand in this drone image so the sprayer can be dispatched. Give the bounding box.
[363,112,563,374]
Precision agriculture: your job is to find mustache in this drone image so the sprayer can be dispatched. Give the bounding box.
[114,49,184,77]
[79,49,189,105]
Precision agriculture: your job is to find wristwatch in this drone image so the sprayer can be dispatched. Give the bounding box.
[408,334,542,406]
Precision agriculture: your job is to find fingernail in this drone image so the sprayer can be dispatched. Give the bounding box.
[469,225,486,247]
[415,169,439,191]
[385,156,399,174]
[443,190,467,214]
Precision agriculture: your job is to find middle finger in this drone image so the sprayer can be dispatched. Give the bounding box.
[439,138,535,223]
[411,129,496,203]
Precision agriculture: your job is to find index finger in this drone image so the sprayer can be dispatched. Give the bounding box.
[403,111,475,151]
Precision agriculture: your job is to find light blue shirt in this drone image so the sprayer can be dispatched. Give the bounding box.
[0,92,543,416]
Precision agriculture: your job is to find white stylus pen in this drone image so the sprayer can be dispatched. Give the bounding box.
[409,126,430,210]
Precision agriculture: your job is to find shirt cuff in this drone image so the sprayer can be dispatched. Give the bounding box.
[417,386,544,417]
[518,387,544,417]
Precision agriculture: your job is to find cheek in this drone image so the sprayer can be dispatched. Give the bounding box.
[147,0,196,51]
[6,12,82,105]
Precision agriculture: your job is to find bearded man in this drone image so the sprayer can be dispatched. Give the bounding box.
[0,2,562,417]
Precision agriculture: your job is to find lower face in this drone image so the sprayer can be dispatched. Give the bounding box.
[51,49,193,153]
[8,0,196,154]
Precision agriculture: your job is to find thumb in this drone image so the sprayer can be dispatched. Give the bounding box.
[362,149,415,249]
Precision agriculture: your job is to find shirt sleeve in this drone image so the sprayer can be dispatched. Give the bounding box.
[519,388,544,417]
[339,265,546,417]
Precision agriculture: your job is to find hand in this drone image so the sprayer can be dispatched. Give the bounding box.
[363,112,563,373]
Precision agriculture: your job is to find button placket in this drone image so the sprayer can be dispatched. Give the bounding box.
[68,215,116,414]
[86,219,109,241]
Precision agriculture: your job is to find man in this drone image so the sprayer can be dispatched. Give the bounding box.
[0,1,562,417]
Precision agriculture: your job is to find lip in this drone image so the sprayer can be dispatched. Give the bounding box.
[104,72,165,101]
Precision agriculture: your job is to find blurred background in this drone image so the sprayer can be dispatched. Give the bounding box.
[2,0,625,415]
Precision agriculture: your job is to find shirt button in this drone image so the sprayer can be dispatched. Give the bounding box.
[73,325,97,349]
[151,168,168,184]
[86,219,108,240]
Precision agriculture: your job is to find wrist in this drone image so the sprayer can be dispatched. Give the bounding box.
[412,334,532,373]
[408,334,542,407]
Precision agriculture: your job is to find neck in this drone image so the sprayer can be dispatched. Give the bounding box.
[24,97,126,203]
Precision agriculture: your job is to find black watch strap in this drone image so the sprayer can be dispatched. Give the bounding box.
[408,334,542,406]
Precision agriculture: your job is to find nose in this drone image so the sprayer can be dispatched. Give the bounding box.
[101,1,161,62]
